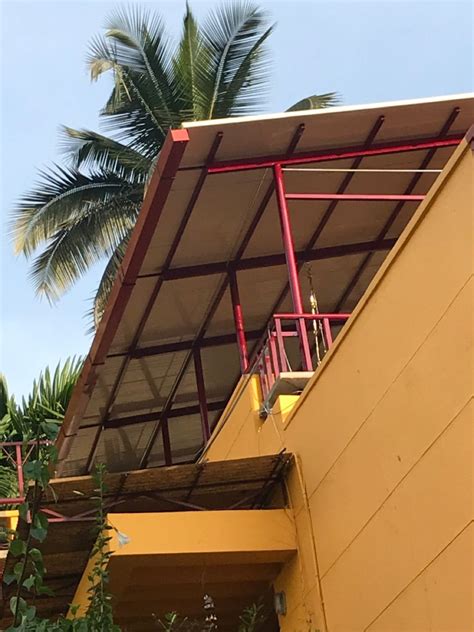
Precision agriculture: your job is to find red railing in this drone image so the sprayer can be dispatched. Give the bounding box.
[0,441,51,506]
[252,313,351,403]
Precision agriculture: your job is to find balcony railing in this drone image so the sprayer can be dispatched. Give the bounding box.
[252,313,351,405]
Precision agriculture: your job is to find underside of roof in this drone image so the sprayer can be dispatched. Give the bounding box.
[56,93,473,477]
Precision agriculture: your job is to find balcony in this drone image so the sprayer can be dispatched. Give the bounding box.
[252,313,351,414]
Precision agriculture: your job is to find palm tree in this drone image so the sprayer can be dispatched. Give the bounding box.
[12,2,338,327]
[0,359,82,504]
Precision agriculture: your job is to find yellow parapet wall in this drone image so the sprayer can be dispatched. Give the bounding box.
[200,138,474,631]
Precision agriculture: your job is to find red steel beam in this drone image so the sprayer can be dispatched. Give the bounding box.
[244,115,387,367]
[207,135,462,174]
[334,107,461,311]
[285,193,424,202]
[274,163,312,371]
[228,269,249,372]
[83,132,223,473]
[138,124,307,468]
[304,116,385,247]
[274,164,305,314]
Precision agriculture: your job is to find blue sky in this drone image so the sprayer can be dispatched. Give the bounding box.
[1,0,472,398]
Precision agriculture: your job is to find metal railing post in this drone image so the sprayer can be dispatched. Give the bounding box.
[273,164,313,371]
[228,269,249,373]
[15,444,24,499]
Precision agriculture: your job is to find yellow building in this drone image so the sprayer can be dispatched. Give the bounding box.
[1,94,473,631]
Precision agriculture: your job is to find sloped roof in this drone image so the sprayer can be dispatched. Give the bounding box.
[56,93,474,476]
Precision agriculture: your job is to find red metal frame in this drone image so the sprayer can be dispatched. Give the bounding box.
[207,136,462,174]
[334,107,461,311]
[137,124,307,468]
[0,441,50,505]
[254,313,351,402]
[228,270,249,373]
[59,108,466,474]
[274,164,313,371]
[285,193,424,202]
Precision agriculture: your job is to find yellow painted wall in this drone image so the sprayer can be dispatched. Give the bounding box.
[203,140,474,630]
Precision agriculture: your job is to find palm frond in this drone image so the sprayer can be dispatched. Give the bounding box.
[286,92,341,112]
[10,358,83,442]
[88,6,180,150]
[172,4,212,120]
[13,166,133,257]
[28,196,139,301]
[201,1,274,118]
[0,374,9,422]
[60,127,151,180]
[88,235,131,331]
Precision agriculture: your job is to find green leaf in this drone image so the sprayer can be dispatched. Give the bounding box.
[3,572,16,586]
[10,538,26,557]
[286,92,341,111]
[31,513,49,542]
[29,548,42,562]
[9,595,27,616]
[22,575,35,591]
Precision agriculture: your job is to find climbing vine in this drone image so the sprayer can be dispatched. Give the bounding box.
[3,441,119,631]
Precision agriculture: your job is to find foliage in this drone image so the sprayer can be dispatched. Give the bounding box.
[12,2,339,328]
[0,358,83,443]
[3,457,119,630]
[238,602,266,632]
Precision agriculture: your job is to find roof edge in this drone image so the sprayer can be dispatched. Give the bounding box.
[55,129,190,474]
[182,93,474,130]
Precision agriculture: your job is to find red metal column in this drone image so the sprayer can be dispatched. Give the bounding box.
[193,348,210,442]
[15,444,24,499]
[228,269,249,373]
[273,164,312,371]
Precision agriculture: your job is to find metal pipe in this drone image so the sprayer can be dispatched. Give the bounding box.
[15,444,24,498]
[273,164,305,314]
[228,270,249,372]
[334,107,461,311]
[207,136,462,174]
[193,348,210,443]
[138,124,306,466]
[273,163,312,371]
[161,417,172,466]
[322,318,333,348]
[285,193,424,202]
[282,167,442,173]
[275,312,351,320]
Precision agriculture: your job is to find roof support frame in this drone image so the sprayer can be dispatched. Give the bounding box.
[82,399,228,431]
[243,115,388,369]
[228,269,249,373]
[206,135,462,174]
[83,132,224,473]
[334,106,461,311]
[137,123,307,468]
[138,237,396,282]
